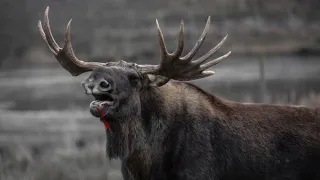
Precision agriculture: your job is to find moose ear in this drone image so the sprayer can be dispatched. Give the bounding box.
[146,74,169,87]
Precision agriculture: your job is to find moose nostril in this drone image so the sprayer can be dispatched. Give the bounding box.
[99,80,110,89]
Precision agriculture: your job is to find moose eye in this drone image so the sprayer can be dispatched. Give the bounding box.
[128,74,140,86]
[99,80,110,89]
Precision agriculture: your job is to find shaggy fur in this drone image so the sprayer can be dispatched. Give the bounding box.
[84,67,320,180]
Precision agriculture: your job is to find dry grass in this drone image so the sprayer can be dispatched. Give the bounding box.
[0,143,122,180]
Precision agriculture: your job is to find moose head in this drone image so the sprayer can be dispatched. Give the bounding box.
[38,7,230,123]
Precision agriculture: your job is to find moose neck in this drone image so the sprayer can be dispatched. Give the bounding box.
[140,81,228,143]
[105,81,229,160]
[140,80,223,122]
[105,115,148,159]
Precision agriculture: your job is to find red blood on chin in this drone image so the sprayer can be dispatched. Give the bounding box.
[96,105,110,129]
[102,120,110,128]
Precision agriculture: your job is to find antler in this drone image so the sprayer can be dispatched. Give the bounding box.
[38,6,106,76]
[137,16,231,81]
[38,7,230,82]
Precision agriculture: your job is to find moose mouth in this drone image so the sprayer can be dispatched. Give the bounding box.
[89,94,115,117]
[92,94,115,106]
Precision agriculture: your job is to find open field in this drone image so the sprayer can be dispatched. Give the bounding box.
[0,55,320,179]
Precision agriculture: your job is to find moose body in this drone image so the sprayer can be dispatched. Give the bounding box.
[38,7,320,180]
[116,80,320,180]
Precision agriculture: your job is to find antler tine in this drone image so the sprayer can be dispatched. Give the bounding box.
[172,21,184,57]
[192,34,228,65]
[43,7,60,53]
[64,19,73,50]
[200,51,231,71]
[180,16,211,61]
[63,19,84,67]
[156,19,169,60]
[38,21,57,55]
[38,6,106,76]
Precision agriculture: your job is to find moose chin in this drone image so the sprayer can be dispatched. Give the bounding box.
[38,6,320,180]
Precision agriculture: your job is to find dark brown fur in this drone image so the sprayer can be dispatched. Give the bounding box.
[103,78,320,180]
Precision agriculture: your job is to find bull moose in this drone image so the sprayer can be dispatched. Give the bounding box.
[38,7,320,180]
